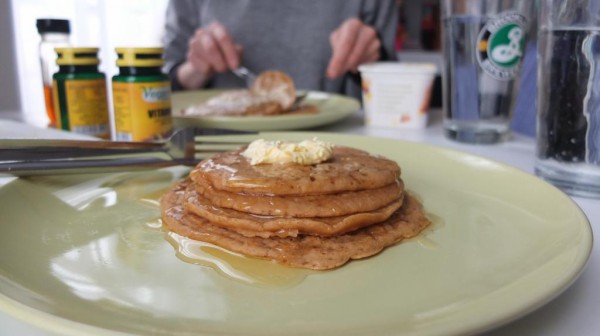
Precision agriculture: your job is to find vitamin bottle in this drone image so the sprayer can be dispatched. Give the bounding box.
[52,47,110,139]
[112,47,172,142]
[36,18,70,126]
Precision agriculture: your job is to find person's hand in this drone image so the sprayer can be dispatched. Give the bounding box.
[326,18,381,79]
[177,21,241,89]
[187,21,241,76]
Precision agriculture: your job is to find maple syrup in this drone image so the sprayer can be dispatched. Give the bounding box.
[143,217,314,289]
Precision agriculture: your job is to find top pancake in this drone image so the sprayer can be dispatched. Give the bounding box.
[191,146,401,196]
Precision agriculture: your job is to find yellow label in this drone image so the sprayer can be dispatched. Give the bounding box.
[64,79,110,138]
[112,81,172,142]
[52,79,62,129]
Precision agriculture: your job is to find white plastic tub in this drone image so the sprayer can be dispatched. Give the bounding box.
[358,62,437,129]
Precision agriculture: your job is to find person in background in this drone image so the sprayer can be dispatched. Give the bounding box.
[162,0,398,99]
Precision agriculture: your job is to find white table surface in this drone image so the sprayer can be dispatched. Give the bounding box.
[0,111,598,336]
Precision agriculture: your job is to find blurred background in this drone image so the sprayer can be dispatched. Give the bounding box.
[0,0,442,127]
[1,0,169,127]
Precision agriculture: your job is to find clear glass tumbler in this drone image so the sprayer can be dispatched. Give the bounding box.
[441,0,533,143]
[535,0,600,198]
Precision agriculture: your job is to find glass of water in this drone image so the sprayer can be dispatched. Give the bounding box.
[441,0,534,143]
[535,0,600,198]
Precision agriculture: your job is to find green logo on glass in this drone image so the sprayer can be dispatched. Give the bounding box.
[477,12,527,80]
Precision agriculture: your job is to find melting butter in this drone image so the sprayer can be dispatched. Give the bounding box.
[242,138,335,165]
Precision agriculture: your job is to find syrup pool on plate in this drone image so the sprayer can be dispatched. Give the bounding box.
[165,230,314,288]
[144,218,314,288]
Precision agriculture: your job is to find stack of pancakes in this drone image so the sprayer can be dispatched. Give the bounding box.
[161,146,430,270]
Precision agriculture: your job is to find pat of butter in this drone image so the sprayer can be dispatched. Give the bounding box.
[242,138,335,165]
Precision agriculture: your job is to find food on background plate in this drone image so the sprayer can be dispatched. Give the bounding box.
[183,70,319,117]
[250,70,296,110]
[160,138,431,270]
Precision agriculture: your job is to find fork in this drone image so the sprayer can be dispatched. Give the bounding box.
[232,66,257,87]
[0,127,253,176]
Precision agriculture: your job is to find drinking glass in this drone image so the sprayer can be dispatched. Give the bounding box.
[441,0,533,143]
[535,0,600,198]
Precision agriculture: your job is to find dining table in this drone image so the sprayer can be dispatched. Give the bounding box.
[0,108,597,336]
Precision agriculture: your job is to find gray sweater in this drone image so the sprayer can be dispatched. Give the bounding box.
[162,0,397,99]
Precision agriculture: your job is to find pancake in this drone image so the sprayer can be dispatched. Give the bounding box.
[193,177,404,217]
[161,180,430,270]
[191,146,401,196]
[284,104,319,115]
[184,182,404,238]
[183,90,284,117]
[183,71,300,117]
[251,70,296,110]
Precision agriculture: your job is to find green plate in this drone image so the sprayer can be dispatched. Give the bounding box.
[0,133,592,336]
[171,90,359,131]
